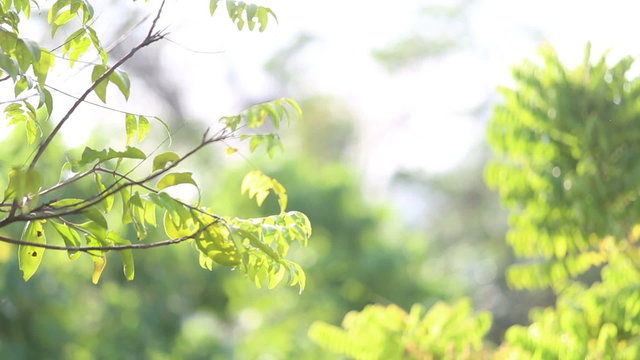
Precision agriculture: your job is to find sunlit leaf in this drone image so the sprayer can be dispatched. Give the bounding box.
[91,64,108,102]
[49,220,82,260]
[33,49,54,84]
[152,152,180,171]
[77,146,146,167]
[108,232,135,280]
[157,172,198,191]
[91,255,106,284]
[109,70,130,100]
[137,115,150,142]
[18,220,46,281]
[209,0,220,15]
[94,173,114,212]
[125,113,137,145]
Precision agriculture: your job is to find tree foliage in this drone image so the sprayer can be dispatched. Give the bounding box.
[313,44,640,359]
[486,43,640,289]
[309,300,491,360]
[0,0,310,289]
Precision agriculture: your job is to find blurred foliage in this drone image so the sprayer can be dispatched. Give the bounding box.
[0,94,451,358]
[486,43,640,289]
[372,1,470,72]
[393,148,555,342]
[314,43,640,359]
[497,254,640,359]
[309,300,492,360]
[4,0,640,357]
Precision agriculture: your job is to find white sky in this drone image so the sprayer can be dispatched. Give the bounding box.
[156,0,640,182]
[2,0,640,185]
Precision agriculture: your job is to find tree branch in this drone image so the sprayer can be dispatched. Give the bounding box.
[0,220,215,252]
[95,167,223,221]
[29,0,169,170]
[0,128,232,227]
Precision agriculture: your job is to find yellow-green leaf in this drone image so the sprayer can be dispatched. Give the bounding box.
[18,220,46,281]
[91,256,106,284]
[152,152,180,171]
[137,115,150,142]
[91,64,108,102]
[125,113,136,145]
[49,220,82,260]
[157,172,198,191]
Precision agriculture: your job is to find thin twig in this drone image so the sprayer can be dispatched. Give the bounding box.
[0,94,39,105]
[147,0,167,39]
[164,37,224,55]
[29,0,169,170]
[0,130,232,227]
[37,167,96,197]
[46,84,156,117]
[96,167,222,221]
[0,221,216,252]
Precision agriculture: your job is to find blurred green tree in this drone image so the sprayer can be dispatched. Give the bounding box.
[312,44,640,359]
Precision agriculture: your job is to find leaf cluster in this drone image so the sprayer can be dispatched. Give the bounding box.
[308,300,492,360]
[486,43,640,289]
[0,0,311,291]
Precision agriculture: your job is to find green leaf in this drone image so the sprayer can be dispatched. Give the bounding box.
[49,198,108,230]
[0,53,19,79]
[91,255,106,284]
[91,64,108,102]
[52,9,76,26]
[85,26,107,64]
[199,251,214,270]
[240,169,287,211]
[61,28,88,66]
[25,118,38,144]
[152,152,180,171]
[14,76,30,96]
[137,115,150,142]
[38,86,53,114]
[49,220,82,259]
[15,40,34,72]
[285,98,303,119]
[148,192,190,227]
[209,0,219,15]
[109,70,130,100]
[220,115,241,131]
[157,172,198,191]
[163,211,193,239]
[246,4,257,30]
[33,49,54,84]
[3,167,41,203]
[120,187,133,224]
[22,38,41,62]
[106,231,135,281]
[268,264,286,289]
[94,173,114,212]
[120,248,134,280]
[77,146,146,167]
[18,220,46,281]
[125,113,136,145]
[129,192,148,240]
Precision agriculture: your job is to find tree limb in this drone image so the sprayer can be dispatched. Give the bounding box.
[29,0,169,169]
[0,220,215,252]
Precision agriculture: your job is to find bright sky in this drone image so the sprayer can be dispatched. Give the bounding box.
[2,0,640,186]
[155,0,640,183]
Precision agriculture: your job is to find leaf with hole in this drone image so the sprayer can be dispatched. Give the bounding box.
[18,220,47,281]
